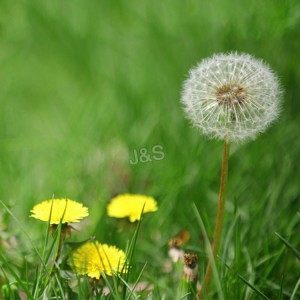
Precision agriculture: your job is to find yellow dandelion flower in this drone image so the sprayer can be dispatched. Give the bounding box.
[107,194,158,222]
[70,241,127,279]
[30,198,89,224]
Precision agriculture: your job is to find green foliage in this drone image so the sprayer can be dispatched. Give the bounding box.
[0,0,299,299]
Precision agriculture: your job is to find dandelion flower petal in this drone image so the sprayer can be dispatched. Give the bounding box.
[30,198,89,224]
[107,194,158,222]
[70,241,127,279]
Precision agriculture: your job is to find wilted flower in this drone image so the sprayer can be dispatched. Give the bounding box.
[107,194,158,222]
[168,230,190,263]
[70,241,127,279]
[30,198,89,224]
[183,253,198,282]
[179,253,199,299]
[181,52,281,142]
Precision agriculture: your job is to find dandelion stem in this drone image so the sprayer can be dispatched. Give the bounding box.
[199,139,230,298]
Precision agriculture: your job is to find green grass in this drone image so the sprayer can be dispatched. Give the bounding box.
[0,0,300,299]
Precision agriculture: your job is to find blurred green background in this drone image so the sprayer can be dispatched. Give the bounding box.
[0,0,299,298]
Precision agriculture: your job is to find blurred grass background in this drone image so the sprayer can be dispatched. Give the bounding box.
[0,0,300,298]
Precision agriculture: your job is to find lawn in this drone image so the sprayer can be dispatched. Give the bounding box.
[0,0,299,299]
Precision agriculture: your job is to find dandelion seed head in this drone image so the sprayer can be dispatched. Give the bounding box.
[181,52,282,142]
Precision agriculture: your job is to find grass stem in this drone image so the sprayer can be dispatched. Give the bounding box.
[199,139,230,299]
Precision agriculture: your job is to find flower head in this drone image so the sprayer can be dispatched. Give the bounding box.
[30,198,89,224]
[70,241,127,279]
[181,52,281,142]
[107,194,158,222]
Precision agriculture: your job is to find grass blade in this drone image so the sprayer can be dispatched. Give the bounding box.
[192,203,224,300]
[224,262,270,300]
[237,273,270,300]
[0,253,32,299]
[126,262,148,300]
[275,232,300,260]
[290,277,300,300]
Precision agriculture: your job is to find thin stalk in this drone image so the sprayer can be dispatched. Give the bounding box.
[54,233,63,266]
[199,139,230,299]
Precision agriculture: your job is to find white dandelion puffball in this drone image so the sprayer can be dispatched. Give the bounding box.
[181,53,281,142]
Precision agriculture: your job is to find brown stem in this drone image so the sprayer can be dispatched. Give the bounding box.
[198,140,230,299]
[51,224,70,269]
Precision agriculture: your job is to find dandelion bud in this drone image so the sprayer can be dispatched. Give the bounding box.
[181,52,282,142]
